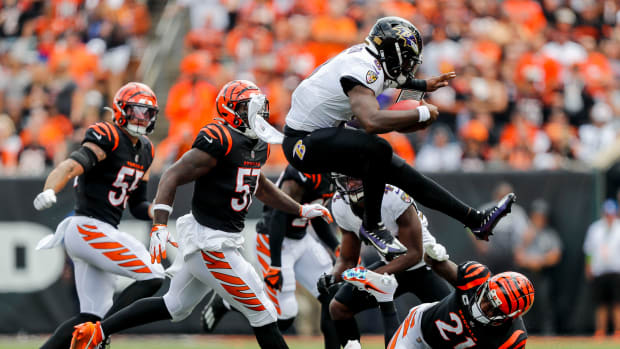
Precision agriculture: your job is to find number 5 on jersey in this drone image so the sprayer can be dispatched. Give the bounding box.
[232,168,260,211]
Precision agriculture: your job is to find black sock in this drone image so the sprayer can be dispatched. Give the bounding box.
[387,155,478,226]
[320,302,341,349]
[379,302,400,347]
[277,318,295,332]
[105,278,163,318]
[40,313,100,349]
[101,297,171,336]
[334,318,361,347]
[252,322,289,349]
[361,138,392,229]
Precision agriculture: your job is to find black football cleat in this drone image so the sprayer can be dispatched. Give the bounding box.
[359,222,407,259]
[201,291,229,333]
[469,193,517,241]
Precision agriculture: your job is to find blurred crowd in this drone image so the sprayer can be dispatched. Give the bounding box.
[2,0,620,175]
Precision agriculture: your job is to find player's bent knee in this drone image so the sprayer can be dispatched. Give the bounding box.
[369,136,393,160]
[162,293,193,322]
[277,317,295,331]
[329,300,353,320]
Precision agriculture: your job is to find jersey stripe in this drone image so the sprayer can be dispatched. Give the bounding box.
[102,248,138,261]
[464,265,487,279]
[106,122,120,151]
[457,275,489,290]
[147,138,154,158]
[498,330,525,349]
[207,124,224,145]
[98,122,112,142]
[215,124,233,156]
[90,124,107,137]
[200,126,218,141]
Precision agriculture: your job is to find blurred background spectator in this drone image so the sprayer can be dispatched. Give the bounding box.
[515,198,563,335]
[472,181,529,273]
[583,199,620,338]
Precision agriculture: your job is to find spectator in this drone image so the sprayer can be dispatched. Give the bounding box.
[578,102,617,164]
[472,181,529,272]
[515,199,563,334]
[416,124,461,171]
[583,199,620,338]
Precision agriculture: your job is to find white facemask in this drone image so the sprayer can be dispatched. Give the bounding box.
[248,94,283,144]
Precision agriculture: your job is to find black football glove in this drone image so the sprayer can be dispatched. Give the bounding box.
[263,266,283,291]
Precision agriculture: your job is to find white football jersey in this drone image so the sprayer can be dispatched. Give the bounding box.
[332,185,436,269]
[286,44,388,132]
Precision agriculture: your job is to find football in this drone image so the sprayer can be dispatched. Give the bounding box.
[388,99,421,111]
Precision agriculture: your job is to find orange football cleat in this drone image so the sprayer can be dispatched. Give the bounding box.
[70,321,103,349]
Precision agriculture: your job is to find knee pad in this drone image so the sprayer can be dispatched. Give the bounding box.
[163,292,193,322]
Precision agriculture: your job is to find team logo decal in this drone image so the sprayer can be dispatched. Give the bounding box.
[366,70,378,84]
[393,25,419,55]
[400,192,413,204]
[293,139,306,160]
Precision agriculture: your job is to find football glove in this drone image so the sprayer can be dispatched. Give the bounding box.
[300,203,333,224]
[263,266,283,291]
[33,189,57,211]
[317,273,337,297]
[149,224,178,264]
[423,242,449,262]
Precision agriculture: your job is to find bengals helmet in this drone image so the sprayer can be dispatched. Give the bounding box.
[215,80,269,138]
[112,82,159,137]
[471,271,535,326]
[365,17,423,86]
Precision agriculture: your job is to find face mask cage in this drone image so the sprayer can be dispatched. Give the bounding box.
[471,282,510,326]
[332,173,364,204]
[234,98,270,131]
[122,103,158,136]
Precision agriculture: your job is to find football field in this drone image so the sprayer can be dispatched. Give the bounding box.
[3,335,620,349]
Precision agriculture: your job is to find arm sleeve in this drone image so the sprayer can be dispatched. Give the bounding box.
[455,261,490,291]
[267,210,288,267]
[311,218,340,252]
[128,180,151,220]
[496,328,527,349]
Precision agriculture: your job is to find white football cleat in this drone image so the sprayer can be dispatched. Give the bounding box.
[344,340,362,349]
[342,266,398,303]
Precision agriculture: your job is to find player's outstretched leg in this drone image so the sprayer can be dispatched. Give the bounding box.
[252,322,289,349]
[387,155,516,240]
[40,313,100,349]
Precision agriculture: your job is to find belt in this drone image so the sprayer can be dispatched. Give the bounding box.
[283,125,310,138]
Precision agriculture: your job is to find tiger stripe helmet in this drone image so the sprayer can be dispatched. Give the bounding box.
[215,80,269,138]
[472,271,535,326]
[112,82,159,137]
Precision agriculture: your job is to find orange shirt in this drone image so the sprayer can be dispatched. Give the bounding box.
[165,78,218,138]
[380,132,416,165]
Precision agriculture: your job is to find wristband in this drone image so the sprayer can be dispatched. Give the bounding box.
[153,204,173,213]
[417,106,430,123]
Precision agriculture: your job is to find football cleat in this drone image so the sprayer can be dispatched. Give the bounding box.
[342,266,398,303]
[70,321,103,349]
[344,340,362,349]
[359,222,407,259]
[201,291,229,332]
[469,193,516,241]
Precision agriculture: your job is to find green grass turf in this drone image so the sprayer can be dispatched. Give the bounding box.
[2,335,620,348]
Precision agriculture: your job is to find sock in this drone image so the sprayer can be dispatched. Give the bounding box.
[320,302,341,349]
[277,318,295,332]
[379,302,400,347]
[387,155,475,225]
[40,313,100,349]
[334,319,361,347]
[105,278,163,318]
[101,297,171,336]
[252,322,289,349]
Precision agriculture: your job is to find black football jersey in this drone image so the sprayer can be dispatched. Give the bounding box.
[420,262,528,349]
[191,122,269,232]
[256,166,333,239]
[74,122,154,228]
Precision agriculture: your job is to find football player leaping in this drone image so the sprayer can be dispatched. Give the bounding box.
[34,82,165,349]
[70,80,332,349]
[201,165,340,349]
[378,242,534,348]
[282,16,515,260]
[318,175,452,348]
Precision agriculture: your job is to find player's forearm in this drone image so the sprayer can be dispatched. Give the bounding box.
[333,257,357,282]
[312,219,340,251]
[374,253,419,276]
[358,109,424,134]
[43,159,84,193]
[426,258,458,286]
[256,175,301,215]
[152,170,181,225]
[267,210,288,267]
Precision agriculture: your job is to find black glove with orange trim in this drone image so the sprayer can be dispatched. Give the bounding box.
[264,266,283,291]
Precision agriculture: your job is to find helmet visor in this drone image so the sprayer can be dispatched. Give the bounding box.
[125,105,158,124]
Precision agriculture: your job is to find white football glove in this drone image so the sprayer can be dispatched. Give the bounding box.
[424,242,449,262]
[33,189,57,211]
[149,224,178,264]
[299,203,333,223]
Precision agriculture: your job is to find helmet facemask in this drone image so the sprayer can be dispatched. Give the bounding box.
[120,103,159,137]
[471,281,511,326]
[333,174,365,204]
[221,96,270,139]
